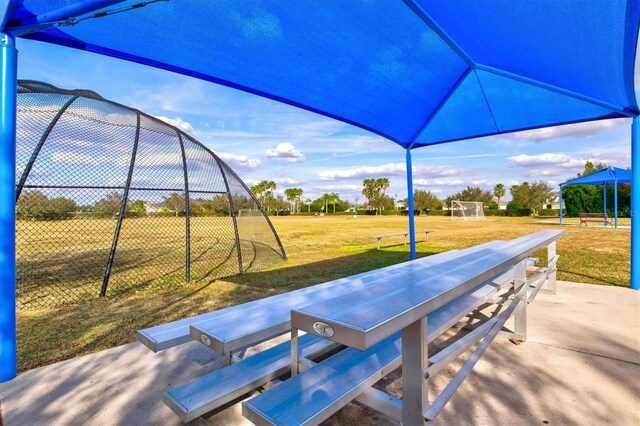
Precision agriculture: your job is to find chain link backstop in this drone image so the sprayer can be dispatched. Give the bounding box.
[15,80,286,309]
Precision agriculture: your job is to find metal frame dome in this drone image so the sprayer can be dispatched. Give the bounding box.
[15,80,286,309]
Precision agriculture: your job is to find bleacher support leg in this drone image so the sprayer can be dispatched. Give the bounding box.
[513,260,528,342]
[401,317,427,425]
[290,328,299,376]
[547,241,557,294]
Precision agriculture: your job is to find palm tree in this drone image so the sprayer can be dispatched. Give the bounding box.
[320,193,331,213]
[305,198,312,213]
[374,178,390,214]
[284,188,297,212]
[329,192,339,213]
[362,179,376,210]
[493,183,506,207]
[293,188,303,213]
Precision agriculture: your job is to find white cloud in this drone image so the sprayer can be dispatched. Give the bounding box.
[506,152,624,180]
[51,152,113,166]
[520,168,564,177]
[216,152,261,169]
[507,153,584,169]
[413,178,464,186]
[500,119,621,142]
[316,184,360,191]
[153,115,196,134]
[265,143,305,163]
[470,179,493,186]
[275,177,304,185]
[318,163,461,181]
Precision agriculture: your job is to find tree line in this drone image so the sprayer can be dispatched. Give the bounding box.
[16,190,256,220]
[18,161,628,220]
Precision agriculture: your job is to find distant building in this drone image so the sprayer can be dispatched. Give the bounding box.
[493,198,507,210]
[145,203,170,214]
[394,200,406,210]
[543,195,561,210]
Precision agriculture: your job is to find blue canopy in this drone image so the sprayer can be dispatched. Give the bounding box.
[1,1,640,382]
[558,166,631,230]
[1,1,638,147]
[560,167,632,186]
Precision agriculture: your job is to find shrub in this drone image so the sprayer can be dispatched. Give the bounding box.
[506,201,523,210]
[537,209,564,217]
[425,210,450,216]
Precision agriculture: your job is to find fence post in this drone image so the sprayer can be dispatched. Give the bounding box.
[177,133,191,283]
[101,112,140,297]
[219,164,243,274]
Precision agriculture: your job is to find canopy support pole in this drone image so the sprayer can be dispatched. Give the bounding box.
[614,180,618,229]
[559,186,563,226]
[0,31,17,382]
[632,116,639,290]
[603,184,607,227]
[406,147,416,260]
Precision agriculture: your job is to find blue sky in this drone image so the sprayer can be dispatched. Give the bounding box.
[16,38,633,203]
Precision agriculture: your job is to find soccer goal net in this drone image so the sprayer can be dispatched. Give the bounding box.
[451,200,486,221]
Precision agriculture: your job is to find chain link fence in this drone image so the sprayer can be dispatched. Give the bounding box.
[15,80,286,309]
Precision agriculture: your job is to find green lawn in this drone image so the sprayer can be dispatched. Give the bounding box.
[17,215,630,371]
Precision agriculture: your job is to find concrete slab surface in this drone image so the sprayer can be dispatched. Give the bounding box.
[1,280,638,425]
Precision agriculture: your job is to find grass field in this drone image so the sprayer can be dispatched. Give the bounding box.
[17,215,630,371]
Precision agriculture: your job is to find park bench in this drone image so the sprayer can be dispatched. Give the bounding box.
[243,229,563,425]
[579,212,613,227]
[368,229,432,249]
[138,230,562,424]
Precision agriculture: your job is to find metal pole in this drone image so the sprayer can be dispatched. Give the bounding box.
[603,184,607,227]
[406,147,416,260]
[401,317,427,425]
[219,163,243,274]
[177,133,191,283]
[101,112,140,297]
[0,31,17,382]
[559,185,563,226]
[632,116,639,290]
[614,180,618,229]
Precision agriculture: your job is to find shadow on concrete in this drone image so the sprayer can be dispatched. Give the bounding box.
[4,283,639,425]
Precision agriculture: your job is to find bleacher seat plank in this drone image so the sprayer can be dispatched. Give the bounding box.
[164,333,336,422]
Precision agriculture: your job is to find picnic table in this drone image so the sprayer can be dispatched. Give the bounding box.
[138,229,564,424]
[368,229,432,249]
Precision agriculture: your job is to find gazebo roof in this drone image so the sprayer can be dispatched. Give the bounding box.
[560,167,632,186]
[2,1,638,148]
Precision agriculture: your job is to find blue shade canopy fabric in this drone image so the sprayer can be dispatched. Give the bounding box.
[560,167,632,186]
[1,0,639,148]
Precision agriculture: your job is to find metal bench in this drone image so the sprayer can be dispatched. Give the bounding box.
[579,212,613,227]
[368,230,432,249]
[137,241,465,355]
[174,264,518,424]
[245,229,564,425]
[138,241,503,420]
[187,241,498,357]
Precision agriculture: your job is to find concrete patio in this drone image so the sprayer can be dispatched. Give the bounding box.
[1,280,638,425]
